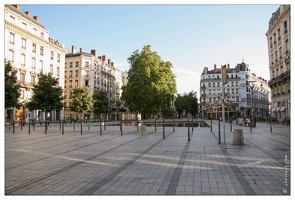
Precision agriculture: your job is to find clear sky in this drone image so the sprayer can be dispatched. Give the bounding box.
[4,1,290,96]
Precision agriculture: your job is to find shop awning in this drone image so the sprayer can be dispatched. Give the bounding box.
[280,107,286,111]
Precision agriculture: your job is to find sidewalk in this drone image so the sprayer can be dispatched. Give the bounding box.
[5,120,290,195]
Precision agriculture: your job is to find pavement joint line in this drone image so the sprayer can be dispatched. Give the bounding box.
[5,130,146,195]
[81,129,176,195]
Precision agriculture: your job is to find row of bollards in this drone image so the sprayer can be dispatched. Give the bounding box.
[7,118,196,140]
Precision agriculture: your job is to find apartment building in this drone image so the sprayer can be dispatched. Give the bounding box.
[4,4,67,123]
[265,5,290,122]
[200,62,271,120]
[64,46,128,120]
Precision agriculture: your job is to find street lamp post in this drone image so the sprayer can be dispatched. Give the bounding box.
[248,81,256,132]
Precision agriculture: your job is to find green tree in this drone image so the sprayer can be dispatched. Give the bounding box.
[92,89,109,119]
[69,86,93,121]
[174,91,198,118]
[5,61,21,109]
[25,72,63,113]
[121,45,177,117]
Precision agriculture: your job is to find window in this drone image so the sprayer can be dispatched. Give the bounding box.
[85,81,89,86]
[31,75,35,85]
[285,39,289,53]
[270,37,272,48]
[278,28,281,40]
[75,80,78,87]
[31,57,36,69]
[50,64,53,75]
[9,16,15,24]
[22,22,27,30]
[76,61,79,67]
[70,62,73,67]
[64,80,67,88]
[69,80,72,88]
[85,62,89,67]
[69,71,73,77]
[40,46,44,56]
[50,51,54,60]
[236,89,239,94]
[33,28,37,35]
[9,32,14,44]
[21,54,25,65]
[32,43,36,53]
[273,33,276,44]
[284,20,288,33]
[65,62,67,68]
[75,70,78,77]
[57,66,60,76]
[40,32,44,38]
[57,54,60,62]
[20,73,25,84]
[22,38,26,49]
[8,49,14,62]
[279,47,282,58]
[39,60,43,71]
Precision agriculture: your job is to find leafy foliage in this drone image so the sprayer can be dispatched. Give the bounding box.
[92,89,109,115]
[5,61,21,109]
[25,72,63,112]
[121,45,177,116]
[174,91,198,118]
[69,86,93,119]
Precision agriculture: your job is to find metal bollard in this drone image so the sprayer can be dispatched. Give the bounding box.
[62,119,64,134]
[155,118,157,131]
[218,119,221,144]
[104,119,106,130]
[100,117,102,135]
[12,120,15,134]
[28,119,30,134]
[192,118,194,132]
[210,119,212,132]
[163,118,165,139]
[173,118,175,132]
[81,121,83,135]
[230,120,232,132]
[188,119,190,141]
[120,120,123,136]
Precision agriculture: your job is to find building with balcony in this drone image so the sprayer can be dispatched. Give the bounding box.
[200,62,271,120]
[64,46,128,120]
[265,5,290,122]
[4,4,67,123]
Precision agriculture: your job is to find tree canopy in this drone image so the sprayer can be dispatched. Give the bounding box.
[121,45,177,116]
[25,72,63,112]
[174,91,198,118]
[69,86,93,119]
[5,61,21,109]
[92,89,109,115]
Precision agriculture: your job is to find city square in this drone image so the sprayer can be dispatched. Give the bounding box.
[5,120,290,195]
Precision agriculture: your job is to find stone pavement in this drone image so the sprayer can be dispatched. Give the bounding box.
[4,120,291,195]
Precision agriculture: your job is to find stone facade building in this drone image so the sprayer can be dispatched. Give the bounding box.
[4,4,67,123]
[265,5,290,122]
[64,46,128,120]
[200,62,271,120]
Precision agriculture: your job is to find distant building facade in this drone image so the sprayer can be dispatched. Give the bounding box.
[265,5,290,122]
[4,4,67,123]
[64,46,128,120]
[200,62,271,120]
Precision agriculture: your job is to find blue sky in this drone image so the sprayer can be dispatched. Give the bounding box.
[4,1,288,95]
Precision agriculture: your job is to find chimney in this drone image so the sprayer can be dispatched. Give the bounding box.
[72,45,76,54]
[214,64,216,71]
[33,16,39,21]
[12,5,20,10]
[80,48,82,53]
[108,59,111,65]
[111,62,114,67]
[98,56,101,60]
[102,55,106,62]
[227,64,230,69]
[25,11,30,16]
[91,49,96,57]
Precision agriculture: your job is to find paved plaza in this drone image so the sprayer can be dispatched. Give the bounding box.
[4,119,291,196]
